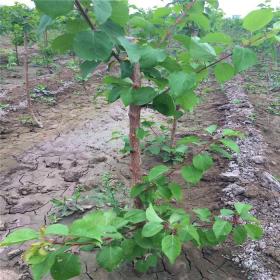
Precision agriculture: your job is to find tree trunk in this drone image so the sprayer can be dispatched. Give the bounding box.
[44,30,48,48]
[170,116,177,148]
[15,44,19,65]
[129,63,142,208]
[23,32,43,128]
[170,105,179,147]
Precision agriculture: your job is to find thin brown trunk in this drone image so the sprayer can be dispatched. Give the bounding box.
[170,117,177,148]
[23,32,43,128]
[15,44,19,65]
[129,63,142,208]
[170,105,179,147]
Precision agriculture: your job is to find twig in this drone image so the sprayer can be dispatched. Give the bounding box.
[196,53,233,73]
[74,0,96,31]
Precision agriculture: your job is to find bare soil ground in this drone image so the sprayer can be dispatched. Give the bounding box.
[0,42,279,279]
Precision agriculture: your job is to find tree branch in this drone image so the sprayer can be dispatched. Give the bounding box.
[196,52,232,73]
[74,0,96,31]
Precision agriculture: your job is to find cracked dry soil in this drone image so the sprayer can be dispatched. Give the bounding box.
[0,56,279,279]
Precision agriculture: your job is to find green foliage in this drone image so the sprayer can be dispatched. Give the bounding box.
[73,31,113,61]
[232,47,258,73]
[243,9,273,32]
[0,228,38,246]
[139,122,188,163]
[51,253,81,280]
[34,0,74,18]
[0,191,263,278]
[181,165,203,184]
[1,0,274,278]
[30,84,56,106]
[153,94,175,116]
[162,235,181,264]
[0,3,39,50]
[148,165,169,182]
[214,63,235,83]
[96,246,123,271]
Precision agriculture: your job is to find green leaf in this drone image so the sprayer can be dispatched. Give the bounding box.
[181,165,203,184]
[142,222,163,237]
[189,38,216,62]
[205,124,217,134]
[34,0,74,18]
[243,9,273,32]
[66,18,88,33]
[120,87,133,106]
[69,219,102,241]
[134,230,154,249]
[220,139,239,153]
[160,56,182,72]
[52,34,74,54]
[193,208,211,222]
[210,144,232,159]
[148,165,169,182]
[110,0,129,26]
[129,16,153,30]
[147,145,161,155]
[162,235,181,264]
[169,183,183,201]
[80,61,99,79]
[117,37,141,63]
[213,220,232,238]
[45,224,69,236]
[124,209,146,224]
[104,76,132,86]
[96,246,123,272]
[153,93,175,116]
[131,87,157,105]
[201,32,232,45]
[234,202,252,216]
[222,129,244,138]
[192,153,213,172]
[177,135,200,145]
[146,204,163,223]
[0,228,38,246]
[185,225,200,245]
[232,47,257,73]
[121,239,136,260]
[73,31,113,61]
[214,63,235,83]
[189,13,210,31]
[139,46,166,69]
[136,127,147,140]
[120,61,133,78]
[38,15,52,35]
[50,253,81,280]
[135,255,157,272]
[168,72,196,98]
[32,252,57,280]
[176,91,199,111]
[131,183,146,198]
[244,224,263,240]
[107,87,122,103]
[153,7,171,23]
[233,225,247,245]
[93,0,112,24]
[101,20,125,40]
[220,209,234,217]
